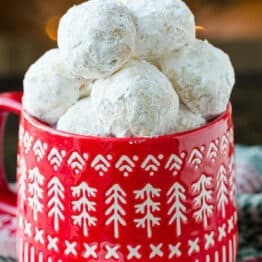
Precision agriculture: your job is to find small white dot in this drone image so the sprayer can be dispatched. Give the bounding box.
[99,172,104,176]
[201,146,205,152]
[180,152,186,158]
[83,153,88,160]
[107,154,112,160]
[124,172,128,177]
[133,155,139,161]
[158,154,164,160]
[150,172,154,176]
[61,150,66,157]
[54,166,58,171]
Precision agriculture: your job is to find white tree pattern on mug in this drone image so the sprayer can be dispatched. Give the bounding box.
[47,148,66,172]
[141,155,163,176]
[166,182,187,237]
[217,164,229,218]
[115,155,138,177]
[228,157,236,207]
[192,174,214,228]
[207,140,219,163]
[67,151,88,175]
[164,153,186,176]
[105,184,127,239]
[188,147,204,169]
[47,177,65,232]
[91,154,112,176]
[220,135,229,155]
[71,182,97,237]
[134,184,161,238]
[28,167,44,221]
[18,157,27,210]
[33,139,48,162]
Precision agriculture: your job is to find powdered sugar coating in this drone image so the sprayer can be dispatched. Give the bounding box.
[91,59,179,137]
[23,49,80,125]
[57,97,108,136]
[125,0,195,61]
[58,0,136,80]
[160,39,235,119]
[172,103,206,133]
[79,80,94,98]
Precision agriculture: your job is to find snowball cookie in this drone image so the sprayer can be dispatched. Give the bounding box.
[172,103,206,133]
[160,39,235,119]
[125,0,195,61]
[58,0,136,80]
[91,59,179,137]
[23,49,80,125]
[57,97,108,136]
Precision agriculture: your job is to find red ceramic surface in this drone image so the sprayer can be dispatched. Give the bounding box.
[0,92,238,262]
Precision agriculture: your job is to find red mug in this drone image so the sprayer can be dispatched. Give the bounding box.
[0,92,238,262]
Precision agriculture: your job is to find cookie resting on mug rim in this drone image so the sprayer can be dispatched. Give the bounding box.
[22,49,83,125]
[160,39,235,119]
[90,59,179,138]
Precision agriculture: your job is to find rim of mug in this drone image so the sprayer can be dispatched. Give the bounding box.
[22,103,232,142]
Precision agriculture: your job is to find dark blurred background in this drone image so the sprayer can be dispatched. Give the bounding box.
[0,0,262,181]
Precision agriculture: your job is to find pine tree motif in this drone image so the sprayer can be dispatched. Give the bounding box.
[141,155,163,176]
[165,153,186,176]
[221,135,229,155]
[23,131,33,154]
[228,157,236,206]
[166,182,187,237]
[217,164,229,218]
[188,147,204,169]
[71,182,97,237]
[28,167,44,221]
[134,184,161,238]
[18,157,27,210]
[207,140,219,163]
[105,184,127,238]
[192,174,213,228]
[47,177,65,232]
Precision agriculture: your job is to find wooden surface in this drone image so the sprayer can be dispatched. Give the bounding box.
[0,74,261,183]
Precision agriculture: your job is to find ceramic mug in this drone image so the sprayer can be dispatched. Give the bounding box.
[0,91,238,262]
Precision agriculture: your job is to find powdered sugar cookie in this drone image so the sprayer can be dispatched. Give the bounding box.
[125,0,195,62]
[91,59,179,137]
[23,49,80,125]
[58,0,136,79]
[57,97,108,136]
[160,39,235,119]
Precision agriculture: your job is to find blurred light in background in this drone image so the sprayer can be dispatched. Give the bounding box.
[46,16,60,42]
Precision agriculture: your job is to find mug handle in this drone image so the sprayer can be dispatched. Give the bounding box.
[0,91,23,216]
